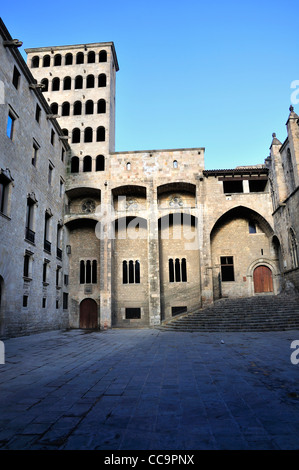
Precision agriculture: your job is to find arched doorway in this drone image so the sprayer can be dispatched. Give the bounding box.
[253,266,273,293]
[79,298,98,329]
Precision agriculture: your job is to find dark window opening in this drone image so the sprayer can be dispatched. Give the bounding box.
[23,295,28,307]
[65,53,73,65]
[249,179,267,192]
[31,56,39,68]
[85,100,94,115]
[80,260,97,284]
[97,99,106,113]
[63,76,71,90]
[63,293,68,310]
[125,308,141,319]
[35,104,41,122]
[23,254,30,277]
[42,298,46,308]
[62,102,70,116]
[12,66,21,89]
[76,52,84,64]
[84,127,93,142]
[220,256,235,282]
[98,74,106,87]
[73,101,82,115]
[223,180,243,193]
[72,128,81,144]
[50,102,58,114]
[54,54,61,66]
[99,50,107,62]
[75,75,83,89]
[172,306,187,317]
[96,126,105,142]
[83,156,92,172]
[41,78,48,92]
[43,55,50,67]
[249,221,257,234]
[52,77,60,91]
[87,51,95,63]
[71,156,79,173]
[86,74,94,88]
[96,155,105,171]
[123,260,128,284]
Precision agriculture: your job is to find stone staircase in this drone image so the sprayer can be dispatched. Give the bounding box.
[158,294,299,332]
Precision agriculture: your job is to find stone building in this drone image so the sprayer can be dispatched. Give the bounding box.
[0,17,298,337]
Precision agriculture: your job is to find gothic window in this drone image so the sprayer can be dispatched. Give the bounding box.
[122,260,141,284]
[80,260,97,284]
[169,258,187,282]
[289,228,299,269]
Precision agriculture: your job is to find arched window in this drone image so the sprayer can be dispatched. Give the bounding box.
[50,102,58,114]
[87,51,95,63]
[173,160,178,168]
[43,55,50,67]
[62,102,70,116]
[85,100,94,115]
[83,156,92,172]
[63,76,71,90]
[126,162,131,171]
[73,101,82,115]
[287,148,296,193]
[86,75,94,88]
[72,128,81,144]
[70,156,79,173]
[76,52,84,64]
[80,260,97,284]
[80,260,85,283]
[84,127,93,143]
[52,77,60,91]
[97,99,106,114]
[98,74,106,87]
[54,54,62,66]
[96,126,105,142]
[75,75,83,89]
[96,155,105,171]
[99,50,107,62]
[41,78,48,92]
[31,56,39,68]
[65,53,73,65]
[62,128,68,136]
[289,228,299,269]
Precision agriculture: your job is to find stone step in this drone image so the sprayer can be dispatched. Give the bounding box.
[159,294,299,332]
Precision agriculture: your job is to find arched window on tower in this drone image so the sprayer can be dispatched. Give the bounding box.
[289,228,299,269]
[86,74,95,88]
[63,76,71,90]
[75,75,83,89]
[54,54,62,66]
[65,53,73,65]
[62,102,70,116]
[99,50,107,62]
[85,100,94,115]
[83,156,92,172]
[97,99,106,114]
[76,52,84,64]
[72,128,80,144]
[96,126,105,142]
[87,51,95,63]
[73,101,82,115]
[98,74,106,87]
[50,102,58,114]
[43,55,50,67]
[96,155,105,171]
[31,56,39,68]
[70,156,79,173]
[41,78,48,92]
[52,77,60,91]
[84,127,93,143]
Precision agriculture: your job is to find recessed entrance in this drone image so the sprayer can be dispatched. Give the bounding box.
[253,265,273,293]
[79,298,98,329]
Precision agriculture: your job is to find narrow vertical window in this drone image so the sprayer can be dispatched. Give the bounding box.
[135,260,140,284]
[43,262,47,283]
[86,260,91,283]
[80,260,85,284]
[169,259,174,282]
[175,258,181,282]
[6,112,15,139]
[35,104,41,123]
[92,260,97,284]
[181,258,187,282]
[12,66,20,89]
[129,260,134,283]
[123,260,128,284]
[32,141,39,166]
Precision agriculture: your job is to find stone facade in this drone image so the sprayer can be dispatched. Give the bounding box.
[0,18,298,337]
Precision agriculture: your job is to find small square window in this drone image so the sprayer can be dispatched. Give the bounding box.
[220,256,235,282]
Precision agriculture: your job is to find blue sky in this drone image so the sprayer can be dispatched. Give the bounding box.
[1,0,299,169]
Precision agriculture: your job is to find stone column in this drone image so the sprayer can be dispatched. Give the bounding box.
[147,182,161,326]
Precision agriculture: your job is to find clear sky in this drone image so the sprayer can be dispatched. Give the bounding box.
[1,0,299,169]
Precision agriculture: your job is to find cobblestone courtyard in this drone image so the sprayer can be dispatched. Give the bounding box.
[1,327,299,450]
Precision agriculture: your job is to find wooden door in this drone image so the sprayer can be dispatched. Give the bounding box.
[80,298,98,329]
[253,266,273,293]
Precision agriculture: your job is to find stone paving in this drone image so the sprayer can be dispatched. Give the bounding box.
[1,327,299,450]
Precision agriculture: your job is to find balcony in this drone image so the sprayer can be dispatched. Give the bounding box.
[25,227,35,244]
[44,239,51,254]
